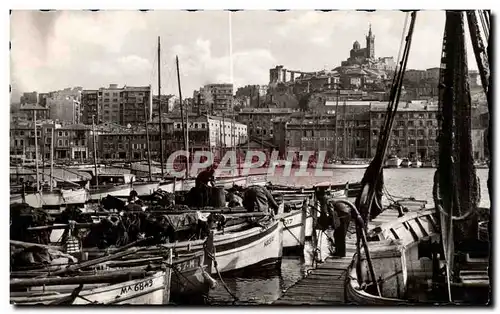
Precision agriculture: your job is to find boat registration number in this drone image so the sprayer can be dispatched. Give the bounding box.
[264,236,275,247]
[283,218,294,226]
[175,257,198,273]
[120,279,154,295]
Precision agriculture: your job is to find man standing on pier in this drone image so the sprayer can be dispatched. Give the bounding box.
[315,187,351,257]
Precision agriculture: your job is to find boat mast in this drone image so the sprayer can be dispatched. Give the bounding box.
[157,36,165,177]
[334,88,339,160]
[33,111,40,192]
[50,126,54,192]
[176,56,189,177]
[92,115,99,187]
[144,87,153,181]
[343,98,347,159]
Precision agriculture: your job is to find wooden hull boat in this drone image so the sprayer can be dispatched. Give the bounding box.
[132,181,160,197]
[345,207,490,305]
[89,184,132,201]
[10,270,170,305]
[411,160,423,168]
[171,220,283,274]
[400,159,412,168]
[323,162,369,170]
[158,174,268,193]
[278,209,310,250]
[385,157,402,168]
[10,188,90,208]
[79,216,283,275]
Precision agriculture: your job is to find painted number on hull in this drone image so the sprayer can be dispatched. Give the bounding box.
[283,218,294,226]
[120,279,153,295]
[176,258,198,273]
[264,236,275,247]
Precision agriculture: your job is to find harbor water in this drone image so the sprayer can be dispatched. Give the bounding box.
[206,167,491,305]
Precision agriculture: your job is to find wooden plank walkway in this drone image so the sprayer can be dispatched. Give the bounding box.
[273,237,357,305]
[274,202,426,305]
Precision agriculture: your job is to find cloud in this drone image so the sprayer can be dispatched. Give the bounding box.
[10,10,480,103]
[166,39,276,95]
[10,10,148,99]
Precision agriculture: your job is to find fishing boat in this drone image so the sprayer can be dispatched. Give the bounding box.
[11,269,170,305]
[345,10,491,305]
[385,155,402,168]
[172,219,283,274]
[323,160,370,170]
[400,158,412,168]
[10,188,90,209]
[346,207,441,304]
[411,159,423,168]
[278,205,309,251]
[87,171,135,200]
[131,178,160,196]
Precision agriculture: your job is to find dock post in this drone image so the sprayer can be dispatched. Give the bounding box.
[163,248,173,304]
[173,176,177,192]
[299,198,307,246]
[204,230,215,274]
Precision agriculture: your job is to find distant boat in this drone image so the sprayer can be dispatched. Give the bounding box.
[10,188,90,208]
[411,159,422,168]
[385,155,402,168]
[422,160,436,168]
[400,158,412,168]
[323,160,370,170]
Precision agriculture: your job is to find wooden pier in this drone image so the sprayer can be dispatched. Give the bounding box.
[273,207,416,305]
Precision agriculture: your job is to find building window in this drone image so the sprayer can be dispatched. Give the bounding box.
[65,131,69,137]
[201,123,206,128]
[65,140,69,146]
[194,123,199,129]
[58,140,63,146]
[20,131,24,136]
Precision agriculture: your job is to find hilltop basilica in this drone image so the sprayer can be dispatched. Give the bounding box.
[341,25,396,71]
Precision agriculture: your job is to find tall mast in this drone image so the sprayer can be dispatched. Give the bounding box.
[33,111,40,192]
[334,88,339,159]
[144,86,152,181]
[343,98,347,159]
[176,56,189,177]
[92,115,98,187]
[157,36,165,177]
[50,126,54,192]
[228,11,237,174]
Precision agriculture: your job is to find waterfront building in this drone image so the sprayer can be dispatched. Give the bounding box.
[193,83,234,114]
[236,108,296,139]
[10,121,92,161]
[81,90,99,125]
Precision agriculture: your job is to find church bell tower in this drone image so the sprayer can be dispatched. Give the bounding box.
[366,24,375,59]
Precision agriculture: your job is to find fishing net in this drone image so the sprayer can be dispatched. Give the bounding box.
[436,11,481,272]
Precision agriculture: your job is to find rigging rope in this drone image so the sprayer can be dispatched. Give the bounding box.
[355,11,418,228]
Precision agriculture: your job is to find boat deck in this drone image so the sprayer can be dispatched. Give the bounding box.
[273,209,405,305]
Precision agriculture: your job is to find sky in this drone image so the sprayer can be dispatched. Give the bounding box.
[10,10,480,102]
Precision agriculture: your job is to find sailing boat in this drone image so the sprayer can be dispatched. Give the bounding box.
[345,10,490,305]
[11,122,90,209]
